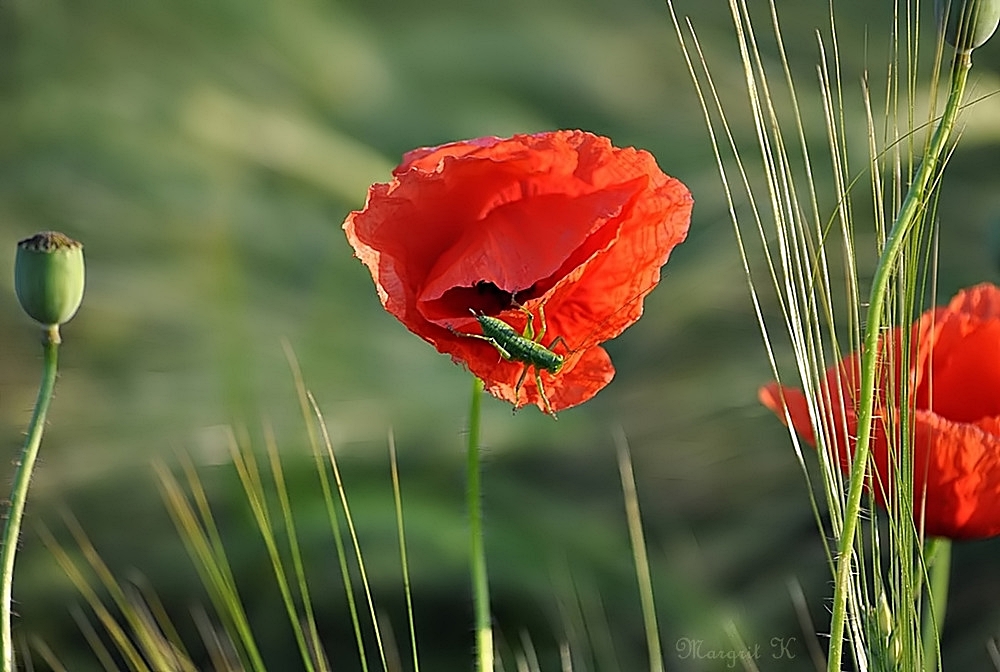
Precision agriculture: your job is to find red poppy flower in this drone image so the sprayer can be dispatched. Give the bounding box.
[760,283,1000,539]
[343,130,692,414]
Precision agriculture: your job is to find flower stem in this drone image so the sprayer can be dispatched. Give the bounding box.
[2,325,62,672]
[466,376,492,672]
[921,538,952,670]
[826,51,971,672]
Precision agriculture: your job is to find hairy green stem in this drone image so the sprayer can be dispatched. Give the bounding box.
[466,376,492,672]
[826,51,971,672]
[2,326,61,672]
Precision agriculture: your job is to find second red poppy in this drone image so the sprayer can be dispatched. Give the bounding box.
[760,283,1000,539]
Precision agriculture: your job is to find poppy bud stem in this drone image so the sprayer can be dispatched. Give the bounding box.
[1,332,60,672]
[2,232,84,671]
[826,41,971,672]
[465,376,493,672]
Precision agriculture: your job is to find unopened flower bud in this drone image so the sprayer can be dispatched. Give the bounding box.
[875,590,893,639]
[936,0,1000,52]
[15,232,85,328]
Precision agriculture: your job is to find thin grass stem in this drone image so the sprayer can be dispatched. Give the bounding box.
[283,342,371,671]
[308,393,388,670]
[68,605,118,672]
[37,524,151,672]
[614,430,662,672]
[26,636,68,672]
[389,432,421,672]
[226,425,321,672]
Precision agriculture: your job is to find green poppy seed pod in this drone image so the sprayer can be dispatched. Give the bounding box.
[936,0,1000,52]
[15,231,85,328]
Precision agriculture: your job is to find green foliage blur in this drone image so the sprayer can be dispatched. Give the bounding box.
[2,0,1000,669]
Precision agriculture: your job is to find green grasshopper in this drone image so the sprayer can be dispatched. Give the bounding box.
[451,277,661,417]
[451,300,568,416]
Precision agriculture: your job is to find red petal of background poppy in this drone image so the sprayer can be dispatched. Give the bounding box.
[759,283,1000,539]
[913,411,1000,539]
[941,281,1000,319]
[759,382,816,444]
[344,130,692,414]
[760,380,1000,538]
[915,284,1000,424]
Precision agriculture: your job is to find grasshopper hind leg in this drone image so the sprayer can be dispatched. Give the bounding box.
[512,362,557,418]
[512,363,530,413]
[534,368,556,417]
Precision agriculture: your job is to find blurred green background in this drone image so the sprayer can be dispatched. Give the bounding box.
[2,0,1000,669]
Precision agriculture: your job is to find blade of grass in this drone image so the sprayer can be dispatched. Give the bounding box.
[224,423,322,672]
[127,575,194,669]
[37,524,151,672]
[669,1,971,669]
[308,392,389,670]
[517,630,542,672]
[786,578,827,670]
[120,584,199,672]
[573,579,621,672]
[69,605,121,672]
[549,562,589,672]
[57,512,191,671]
[190,604,242,672]
[666,6,844,575]
[613,429,662,672]
[283,340,372,671]
[26,636,69,672]
[155,458,266,672]
[388,431,421,672]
